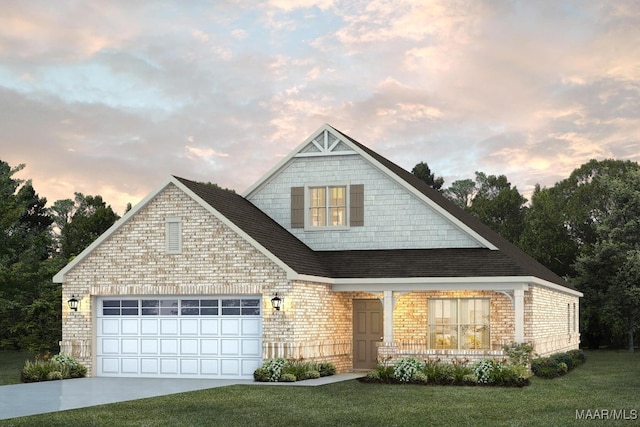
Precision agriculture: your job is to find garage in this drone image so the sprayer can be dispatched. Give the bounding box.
[96,296,262,379]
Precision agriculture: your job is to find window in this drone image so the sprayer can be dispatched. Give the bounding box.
[309,186,346,227]
[428,299,490,350]
[102,300,139,316]
[101,298,260,316]
[165,217,182,253]
[291,184,364,229]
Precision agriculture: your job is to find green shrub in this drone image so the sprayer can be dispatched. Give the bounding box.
[393,357,424,383]
[20,353,87,383]
[47,371,64,381]
[462,373,478,385]
[531,357,563,378]
[317,362,336,377]
[567,349,586,367]
[502,342,535,367]
[550,352,574,370]
[411,371,428,384]
[421,358,444,383]
[451,358,473,383]
[261,358,287,382]
[363,365,395,383]
[253,367,271,382]
[283,358,316,380]
[299,370,321,380]
[473,359,502,384]
[280,373,297,382]
[434,363,456,385]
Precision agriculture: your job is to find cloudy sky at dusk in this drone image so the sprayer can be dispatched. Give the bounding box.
[1,0,639,214]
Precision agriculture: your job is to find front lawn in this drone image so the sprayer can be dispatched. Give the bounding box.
[0,351,34,386]
[1,350,638,426]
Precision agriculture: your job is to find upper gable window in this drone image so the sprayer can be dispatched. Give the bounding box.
[309,186,346,227]
[291,184,364,229]
[165,217,182,254]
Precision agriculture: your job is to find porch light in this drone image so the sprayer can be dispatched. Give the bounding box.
[271,293,283,311]
[67,295,79,312]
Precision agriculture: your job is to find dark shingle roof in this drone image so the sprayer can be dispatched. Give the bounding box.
[174,126,572,289]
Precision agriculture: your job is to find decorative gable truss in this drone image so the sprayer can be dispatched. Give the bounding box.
[296,128,357,157]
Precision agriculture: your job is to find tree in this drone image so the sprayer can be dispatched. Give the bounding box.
[573,171,640,352]
[444,179,476,209]
[411,162,444,191]
[59,193,120,260]
[519,185,578,278]
[467,172,527,244]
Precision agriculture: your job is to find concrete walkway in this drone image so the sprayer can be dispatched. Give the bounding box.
[0,373,364,421]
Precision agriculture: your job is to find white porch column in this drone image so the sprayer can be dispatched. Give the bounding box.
[514,289,525,343]
[383,290,394,343]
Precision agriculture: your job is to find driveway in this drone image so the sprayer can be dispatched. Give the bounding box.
[0,373,364,421]
[0,377,250,420]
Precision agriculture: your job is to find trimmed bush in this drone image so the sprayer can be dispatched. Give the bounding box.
[280,373,297,382]
[254,358,337,382]
[318,362,337,377]
[532,350,586,379]
[21,353,87,383]
[393,357,424,383]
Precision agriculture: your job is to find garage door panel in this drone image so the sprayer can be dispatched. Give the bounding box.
[160,319,178,335]
[97,297,261,379]
[221,319,239,335]
[180,359,198,375]
[121,358,139,374]
[121,339,138,354]
[221,359,240,376]
[161,359,179,374]
[160,339,178,355]
[141,358,159,374]
[180,339,198,355]
[241,339,261,356]
[101,319,120,335]
[180,319,199,335]
[201,339,218,355]
[121,319,138,335]
[141,339,158,354]
[141,319,158,335]
[221,339,239,355]
[242,319,261,335]
[200,319,218,335]
[101,338,120,354]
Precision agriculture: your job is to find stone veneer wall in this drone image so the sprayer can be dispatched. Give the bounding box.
[527,285,580,356]
[61,184,290,376]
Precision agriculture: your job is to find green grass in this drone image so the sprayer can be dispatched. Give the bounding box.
[0,351,34,386]
[1,350,639,426]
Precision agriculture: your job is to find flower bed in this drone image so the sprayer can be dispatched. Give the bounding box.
[21,352,88,383]
[253,357,337,382]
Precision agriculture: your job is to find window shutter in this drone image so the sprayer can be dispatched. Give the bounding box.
[350,184,364,226]
[291,187,305,228]
[165,218,182,253]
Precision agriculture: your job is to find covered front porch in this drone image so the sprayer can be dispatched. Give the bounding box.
[336,278,530,366]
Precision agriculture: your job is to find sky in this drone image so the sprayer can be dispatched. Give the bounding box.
[1,0,639,215]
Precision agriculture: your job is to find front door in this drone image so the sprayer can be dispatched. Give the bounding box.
[353,299,383,370]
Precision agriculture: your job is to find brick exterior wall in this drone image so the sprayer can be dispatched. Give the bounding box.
[526,285,580,356]
[61,184,289,375]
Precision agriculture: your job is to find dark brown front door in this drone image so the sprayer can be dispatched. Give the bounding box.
[353,299,383,370]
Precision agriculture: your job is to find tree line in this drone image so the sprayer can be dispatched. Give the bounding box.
[413,160,640,352]
[0,161,120,352]
[1,158,638,352]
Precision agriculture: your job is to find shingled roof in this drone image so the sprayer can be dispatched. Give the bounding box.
[176,127,572,289]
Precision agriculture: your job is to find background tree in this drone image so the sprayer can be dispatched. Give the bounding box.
[573,171,640,352]
[444,178,476,209]
[467,172,527,244]
[411,161,444,191]
[59,193,120,260]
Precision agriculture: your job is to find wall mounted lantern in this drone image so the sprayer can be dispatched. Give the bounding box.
[67,295,79,311]
[271,293,283,311]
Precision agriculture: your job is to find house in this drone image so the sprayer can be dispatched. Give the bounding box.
[53,124,582,379]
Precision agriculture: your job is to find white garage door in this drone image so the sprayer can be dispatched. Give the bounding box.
[96,296,262,379]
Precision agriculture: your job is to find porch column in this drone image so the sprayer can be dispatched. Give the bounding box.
[383,290,394,343]
[514,289,525,343]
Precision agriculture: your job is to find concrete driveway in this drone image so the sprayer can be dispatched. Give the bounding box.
[0,373,364,421]
[0,377,251,420]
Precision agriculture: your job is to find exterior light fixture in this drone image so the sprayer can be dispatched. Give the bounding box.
[67,295,79,311]
[271,293,283,311]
